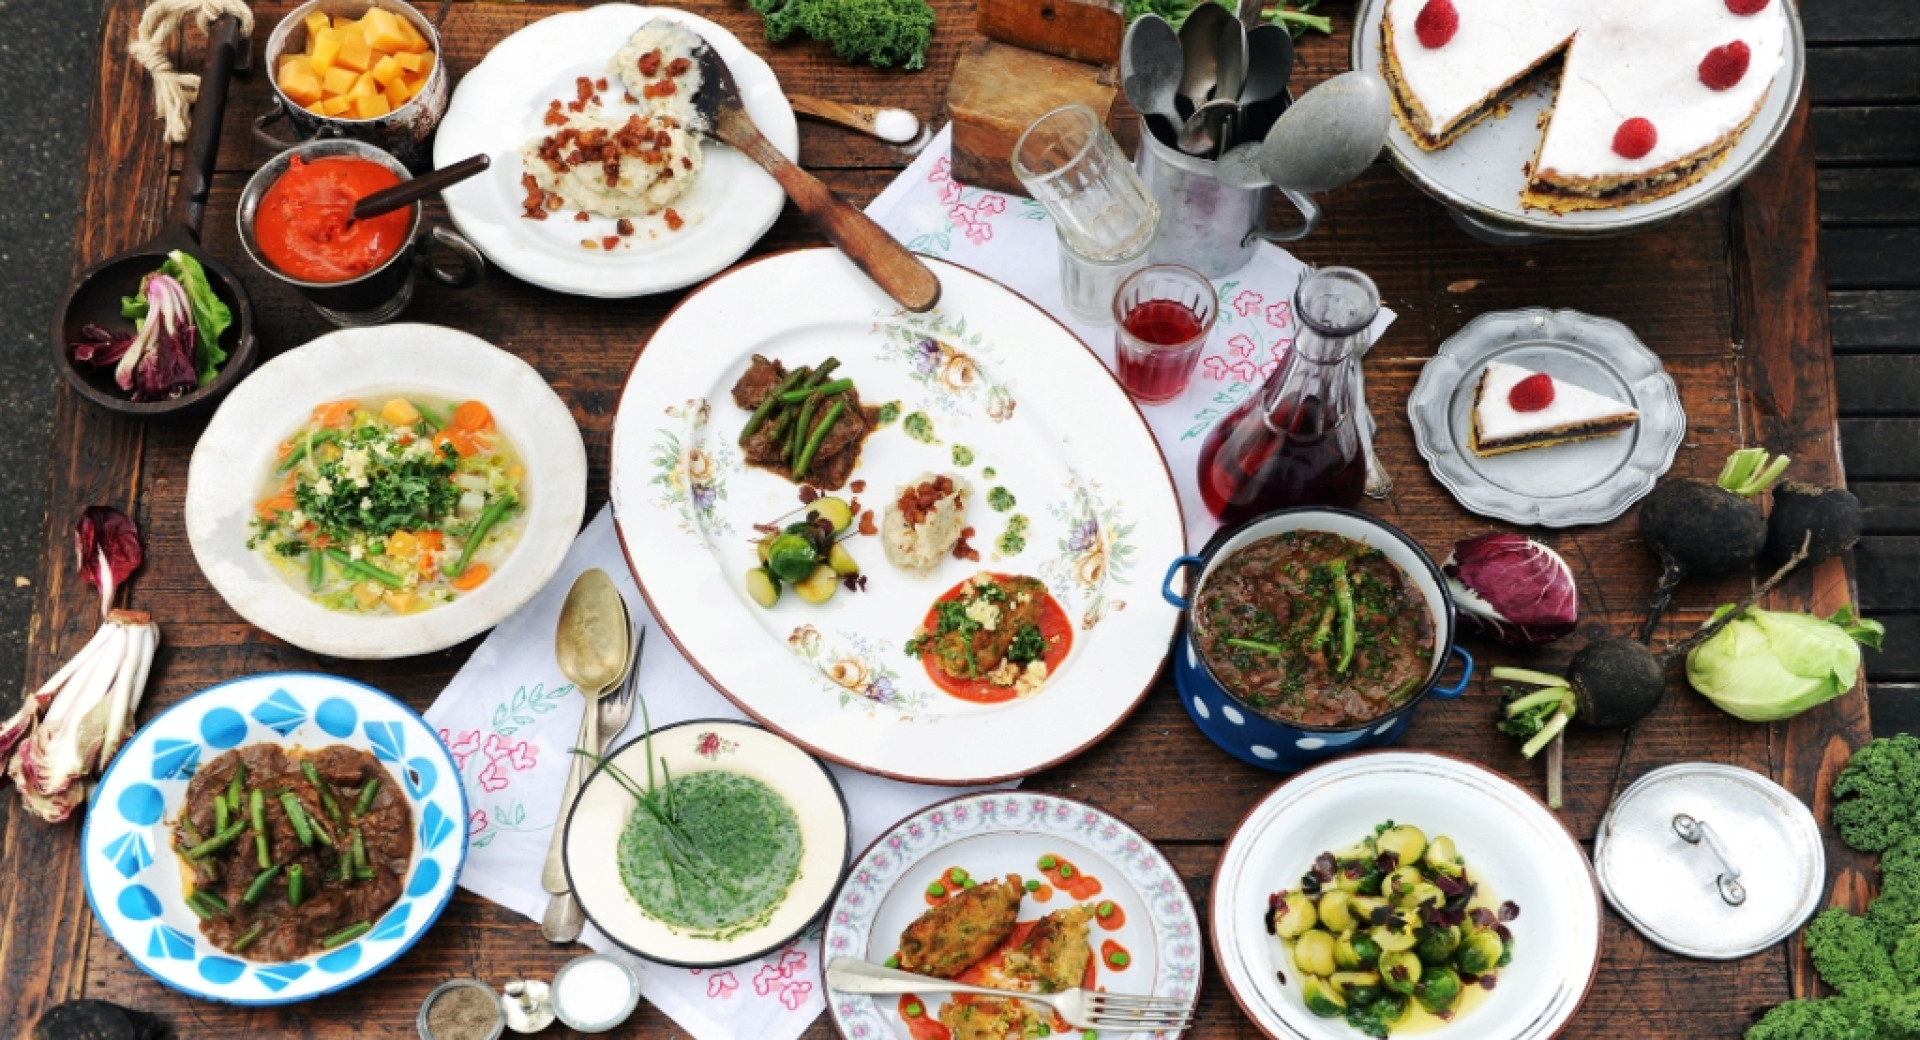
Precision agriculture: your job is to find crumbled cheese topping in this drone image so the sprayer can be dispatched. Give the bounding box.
[339,448,371,485]
[312,477,334,498]
[348,545,365,561]
[965,598,1002,632]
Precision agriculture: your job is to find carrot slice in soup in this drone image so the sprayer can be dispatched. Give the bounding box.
[451,401,493,432]
[312,400,357,428]
[449,563,490,591]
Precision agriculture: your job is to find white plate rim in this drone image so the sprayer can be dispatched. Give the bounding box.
[606,247,1187,786]
[432,3,797,298]
[184,323,587,659]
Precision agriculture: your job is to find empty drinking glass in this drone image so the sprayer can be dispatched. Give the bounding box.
[1013,104,1161,326]
[1112,264,1218,404]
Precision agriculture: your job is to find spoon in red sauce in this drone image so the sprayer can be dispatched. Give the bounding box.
[351,152,491,223]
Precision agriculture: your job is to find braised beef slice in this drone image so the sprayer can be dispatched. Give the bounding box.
[730,355,787,410]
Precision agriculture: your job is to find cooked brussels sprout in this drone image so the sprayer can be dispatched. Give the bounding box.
[1384,865,1424,902]
[1319,890,1359,933]
[1330,970,1383,1007]
[1334,838,1378,863]
[1423,835,1463,877]
[1338,930,1382,970]
[1413,924,1461,966]
[1349,895,1390,924]
[1456,929,1504,975]
[1414,966,1463,1014]
[1302,975,1348,1018]
[811,497,854,534]
[757,537,772,563]
[1273,891,1318,939]
[827,542,860,576]
[1294,929,1338,977]
[1345,991,1409,1036]
[746,567,781,609]
[1398,882,1447,911]
[1379,951,1422,995]
[1333,931,1365,971]
[1376,825,1427,866]
[1371,911,1420,953]
[765,533,820,583]
[793,564,841,604]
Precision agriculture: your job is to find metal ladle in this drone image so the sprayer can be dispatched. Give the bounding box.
[540,570,632,907]
[1214,70,1393,191]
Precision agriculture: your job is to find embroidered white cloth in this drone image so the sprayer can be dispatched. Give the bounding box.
[867,126,1397,550]
[424,508,1007,1040]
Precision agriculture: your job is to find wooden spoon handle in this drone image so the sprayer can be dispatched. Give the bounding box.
[733,130,941,312]
[788,93,880,135]
[353,153,490,222]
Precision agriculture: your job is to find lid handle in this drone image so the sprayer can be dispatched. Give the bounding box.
[1673,813,1747,906]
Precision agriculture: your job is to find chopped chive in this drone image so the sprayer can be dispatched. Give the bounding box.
[307,545,326,590]
[288,865,305,909]
[321,921,371,948]
[225,765,245,812]
[213,793,229,833]
[184,820,247,859]
[351,828,368,874]
[255,833,271,870]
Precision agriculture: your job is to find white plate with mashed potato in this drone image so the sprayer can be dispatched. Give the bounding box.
[433,4,796,298]
[608,249,1186,784]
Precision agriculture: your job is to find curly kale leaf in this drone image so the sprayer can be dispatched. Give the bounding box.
[1807,907,1902,999]
[1747,996,1884,1040]
[743,0,935,70]
[1834,734,1920,854]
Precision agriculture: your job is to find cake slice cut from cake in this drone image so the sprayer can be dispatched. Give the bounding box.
[1469,361,1639,456]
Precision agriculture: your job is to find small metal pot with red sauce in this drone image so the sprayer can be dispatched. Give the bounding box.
[1161,507,1473,772]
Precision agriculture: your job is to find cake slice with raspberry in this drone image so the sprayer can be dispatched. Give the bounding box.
[1469,361,1639,456]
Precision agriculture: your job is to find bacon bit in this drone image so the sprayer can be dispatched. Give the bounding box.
[681,156,693,170]
[544,100,569,127]
[637,48,663,77]
[858,510,877,536]
[798,486,821,504]
[602,235,622,250]
[643,79,677,99]
[851,480,867,493]
[666,56,692,77]
[898,475,956,525]
[616,218,635,236]
[581,239,599,250]
[848,497,861,517]
[953,536,980,562]
[595,77,609,91]
[520,173,549,220]
[664,209,684,231]
[625,92,638,104]
[574,211,591,222]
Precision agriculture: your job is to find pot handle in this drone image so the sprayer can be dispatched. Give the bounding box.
[1162,555,1203,610]
[253,99,344,153]
[418,226,486,289]
[1242,189,1323,246]
[1429,646,1475,700]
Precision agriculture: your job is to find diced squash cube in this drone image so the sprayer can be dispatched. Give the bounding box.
[351,93,392,120]
[362,9,412,54]
[347,72,379,98]
[321,65,359,97]
[395,14,430,52]
[306,101,328,115]
[380,399,421,425]
[309,28,342,72]
[332,17,357,36]
[399,72,428,98]
[277,57,324,107]
[320,95,353,117]
[370,54,404,87]
[303,11,330,42]
[335,28,373,72]
[393,49,425,73]
[384,76,413,108]
[412,51,436,77]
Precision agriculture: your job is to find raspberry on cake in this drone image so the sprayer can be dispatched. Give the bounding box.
[1378,0,1788,213]
[1469,361,1640,457]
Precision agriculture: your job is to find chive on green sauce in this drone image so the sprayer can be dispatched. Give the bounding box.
[616,771,801,936]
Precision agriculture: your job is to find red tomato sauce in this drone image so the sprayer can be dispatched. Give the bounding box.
[1039,854,1103,901]
[256,155,412,283]
[897,994,949,1040]
[917,575,1074,704]
[1094,899,1128,930]
[1101,939,1132,971]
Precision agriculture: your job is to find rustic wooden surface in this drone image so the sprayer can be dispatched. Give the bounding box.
[0,0,1874,1036]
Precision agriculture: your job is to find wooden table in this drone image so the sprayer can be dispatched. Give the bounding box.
[0,1,1873,1036]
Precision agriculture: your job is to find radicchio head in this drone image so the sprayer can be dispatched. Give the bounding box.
[1443,532,1579,646]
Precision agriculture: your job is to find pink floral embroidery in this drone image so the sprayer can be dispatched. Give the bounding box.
[949,193,1007,245]
[777,949,809,977]
[466,808,488,838]
[1265,301,1292,329]
[751,964,785,996]
[1228,334,1258,360]
[706,971,739,999]
[476,733,538,793]
[441,728,484,771]
[1202,355,1259,383]
[779,980,813,1011]
[1232,290,1265,317]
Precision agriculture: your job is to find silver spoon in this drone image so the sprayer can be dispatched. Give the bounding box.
[1236,0,1265,30]
[1257,70,1392,192]
[1177,1,1232,114]
[1122,14,1184,128]
[1212,16,1249,152]
[1239,23,1294,106]
[540,570,632,900]
[1176,97,1239,155]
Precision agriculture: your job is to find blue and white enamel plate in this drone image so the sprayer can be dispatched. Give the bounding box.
[83,673,467,1004]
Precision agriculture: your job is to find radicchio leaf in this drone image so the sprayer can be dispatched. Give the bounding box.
[1443,532,1580,646]
[69,324,135,369]
[76,506,142,619]
[114,272,199,402]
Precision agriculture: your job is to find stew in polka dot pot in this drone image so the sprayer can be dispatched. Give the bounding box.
[1162,507,1472,772]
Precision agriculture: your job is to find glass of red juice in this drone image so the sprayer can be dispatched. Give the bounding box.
[1111,264,1217,405]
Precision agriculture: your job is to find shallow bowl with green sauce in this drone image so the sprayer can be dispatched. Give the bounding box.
[563,719,850,967]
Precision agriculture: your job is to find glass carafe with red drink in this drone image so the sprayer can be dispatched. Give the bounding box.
[1196,267,1377,523]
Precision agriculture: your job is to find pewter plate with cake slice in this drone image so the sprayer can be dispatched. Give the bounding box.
[1353,0,1804,238]
[1408,308,1685,527]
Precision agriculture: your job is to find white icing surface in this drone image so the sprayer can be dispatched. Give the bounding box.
[1386,0,1786,179]
[1475,360,1637,441]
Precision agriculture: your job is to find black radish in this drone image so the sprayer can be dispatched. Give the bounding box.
[1765,481,1864,565]
[1637,447,1789,641]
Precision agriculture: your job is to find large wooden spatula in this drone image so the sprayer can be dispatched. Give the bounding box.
[687,39,941,312]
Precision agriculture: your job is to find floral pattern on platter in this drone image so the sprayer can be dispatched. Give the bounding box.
[786,625,932,717]
[1039,477,1138,631]
[648,398,735,539]
[821,792,1200,1040]
[694,730,740,760]
[872,310,1017,422]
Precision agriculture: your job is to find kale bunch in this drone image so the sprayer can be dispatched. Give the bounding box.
[1749,735,1920,1039]
[744,0,936,70]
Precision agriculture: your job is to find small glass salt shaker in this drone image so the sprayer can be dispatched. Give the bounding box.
[500,979,555,1033]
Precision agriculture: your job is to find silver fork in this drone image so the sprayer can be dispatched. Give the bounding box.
[540,624,646,942]
[826,957,1193,1033]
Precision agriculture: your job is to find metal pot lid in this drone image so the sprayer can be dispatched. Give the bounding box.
[1593,763,1826,960]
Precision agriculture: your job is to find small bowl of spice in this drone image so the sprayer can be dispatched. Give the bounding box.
[552,954,641,1033]
[419,979,504,1040]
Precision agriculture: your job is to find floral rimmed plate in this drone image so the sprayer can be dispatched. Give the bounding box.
[608,248,1185,784]
[821,791,1202,1040]
[185,323,587,659]
[563,719,851,967]
[433,4,796,298]
[1212,751,1601,1040]
[82,673,467,1005]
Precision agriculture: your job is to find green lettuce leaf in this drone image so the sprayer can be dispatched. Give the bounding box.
[159,250,231,386]
[1686,604,1885,722]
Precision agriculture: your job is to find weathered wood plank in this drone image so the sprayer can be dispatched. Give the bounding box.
[1823,228,1920,289]
[1842,420,1920,478]
[1835,355,1920,415]
[1869,684,1920,738]
[1866,616,1920,680]
[1857,537,1920,611]
[1817,168,1920,226]
[1809,45,1920,104]
[1811,106,1920,164]
[1831,290,1920,350]
[1855,482,1920,534]
[1805,0,1920,45]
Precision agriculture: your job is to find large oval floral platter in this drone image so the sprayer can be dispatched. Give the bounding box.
[83,673,467,1004]
[821,791,1201,1040]
[608,248,1186,784]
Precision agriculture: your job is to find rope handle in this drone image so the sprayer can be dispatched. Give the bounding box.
[128,0,254,143]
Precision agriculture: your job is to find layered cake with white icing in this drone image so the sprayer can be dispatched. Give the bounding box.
[1380,0,1788,212]
[1470,361,1640,456]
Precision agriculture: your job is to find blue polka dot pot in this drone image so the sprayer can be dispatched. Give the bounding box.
[1163,507,1473,773]
[82,673,467,1004]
